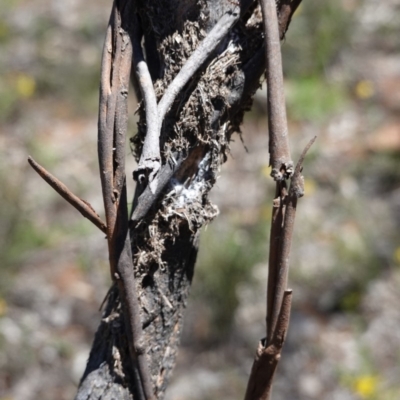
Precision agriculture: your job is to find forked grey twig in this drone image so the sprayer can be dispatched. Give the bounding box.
[133,16,160,186]
[134,5,241,190]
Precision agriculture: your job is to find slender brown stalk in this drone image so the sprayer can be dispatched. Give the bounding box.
[97,1,155,399]
[244,1,313,399]
[114,187,155,400]
[113,7,133,203]
[261,0,293,181]
[267,137,316,341]
[98,5,118,246]
[27,156,107,234]
[266,181,287,343]
[244,290,292,400]
[277,0,303,39]
[245,138,315,400]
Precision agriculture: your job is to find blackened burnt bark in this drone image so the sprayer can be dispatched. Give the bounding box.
[77,227,199,400]
[76,1,300,399]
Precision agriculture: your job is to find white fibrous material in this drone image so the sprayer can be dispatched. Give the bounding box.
[169,153,212,209]
[160,152,219,232]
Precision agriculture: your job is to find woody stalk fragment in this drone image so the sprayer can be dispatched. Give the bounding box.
[245,0,314,399]
[28,0,309,399]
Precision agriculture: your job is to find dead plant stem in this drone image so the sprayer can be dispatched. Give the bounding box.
[260,0,293,181]
[27,156,107,234]
[98,1,155,399]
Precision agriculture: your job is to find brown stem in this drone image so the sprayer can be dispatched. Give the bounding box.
[98,1,155,399]
[113,4,133,203]
[277,0,303,39]
[249,138,315,400]
[266,181,286,343]
[245,2,311,396]
[27,156,107,234]
[260,0,293,181]
[98,4,119,249]
[244,290,292,400]
[114,186,155,400]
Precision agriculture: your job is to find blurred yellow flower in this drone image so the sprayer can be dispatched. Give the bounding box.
[355,80,374,100]
[15,74,36,99]
[294,4,302,16]
[393,246,400,265]
[260,205,272,221]
[0,297,7,317]
[0,21,9,40]
[303,178,316,196]
[354,375,379,398]
[261,164,271,179]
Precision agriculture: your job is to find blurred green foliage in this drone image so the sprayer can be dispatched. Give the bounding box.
[283,2,353,77]
[0,7,103,123]
[194,219,268,343]
[286,76,348,121]
[0,1,105,296]
[283,1,353,121]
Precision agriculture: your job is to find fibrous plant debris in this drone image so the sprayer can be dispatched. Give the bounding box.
[130,2,265,280]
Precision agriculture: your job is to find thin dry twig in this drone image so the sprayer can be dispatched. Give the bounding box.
[98,6,118,244]
[267,136,316,343]
[244,290,292,400]
[157,5,241,123]
[133,5,241,191]
[98,1,155,399]
[130,4,252,222]
[245,137,315,400]
[113,8,133,203]
[266,180,287,342]
[277,0,303,39]
[244,1,311,399]
[261,0,293,181]
[27,156,107,234]
[133,16,160,187]
[131,152,185,223]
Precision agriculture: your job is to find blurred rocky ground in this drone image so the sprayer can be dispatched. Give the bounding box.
[1,1,400,399]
